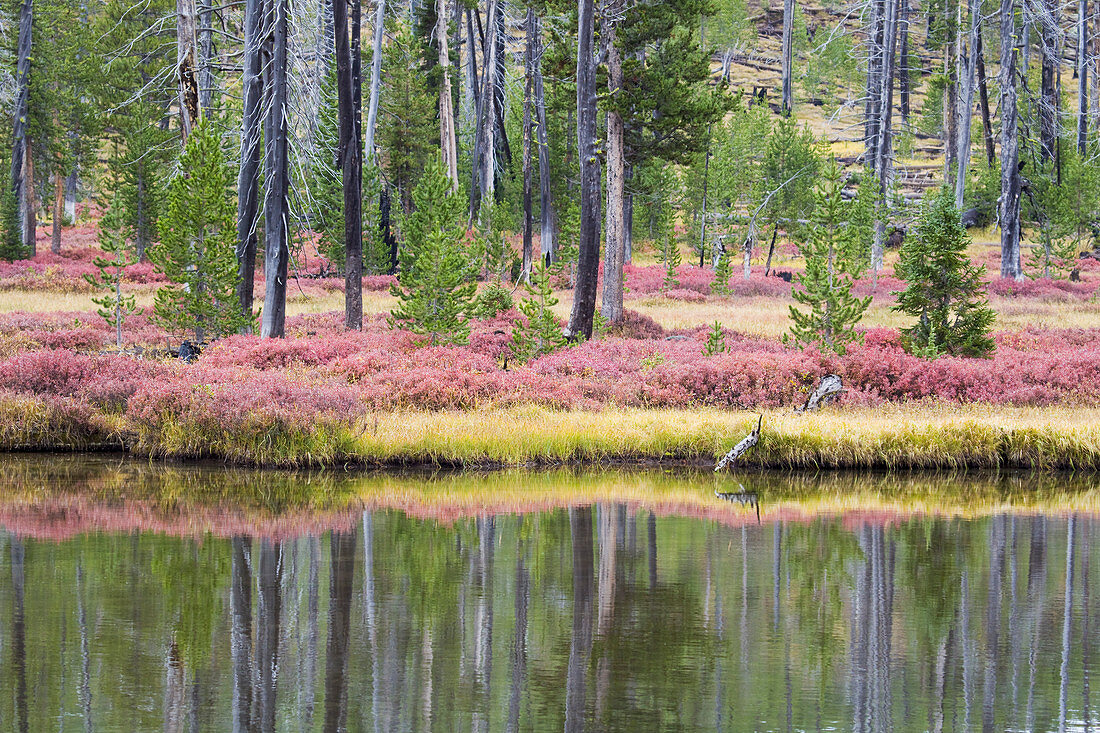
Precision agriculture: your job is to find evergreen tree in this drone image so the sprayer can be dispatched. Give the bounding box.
[711,244,731,295]
[658,228,681,290]
[84,194,141,348]
[378,21,440,213]
[702,320,727,355]
[785,158,871,354]
[511,260,567,363]
[759,114,820,241]
[0,187,26,261]
[892,189,996,358]
[389,161,477,345]
[151,119,250,342]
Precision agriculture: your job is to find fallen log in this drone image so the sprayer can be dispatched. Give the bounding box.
[714,414,763,472]
[797,374,842,413]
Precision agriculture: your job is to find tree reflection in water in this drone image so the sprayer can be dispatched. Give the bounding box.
[0,462,1097,731]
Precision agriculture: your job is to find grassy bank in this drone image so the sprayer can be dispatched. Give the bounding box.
[4,395,1100,470]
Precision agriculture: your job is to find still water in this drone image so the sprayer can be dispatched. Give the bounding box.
[0,457,1097,732]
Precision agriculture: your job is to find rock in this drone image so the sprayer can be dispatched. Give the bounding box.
[960,208,983,228]
[177,340,202,363]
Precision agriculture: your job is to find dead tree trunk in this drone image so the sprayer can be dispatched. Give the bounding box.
[1078,0,1089,152]
[532,12,555,264]
[1039,0,1061,163]
[51,172,62,253]
[470,0,499,219]
[943,10,959,181]
[198,0,214,113]
[335,0,364,329]
[236,0,265,327]
[437,0,459,189]
[261,0,291,338]
[177,0,201,142]
[1000,0,1024,279]
[363,0,385,164]
[602,0,626,324]
[10,0,33,256]
[781,0,795,114]
[955,0,979,208]
[865,0,885,167]
[522,5,536,279]
[899,0,911,120]
[567,0,602,340]
[976,30,996,166]
[872,0,900,275]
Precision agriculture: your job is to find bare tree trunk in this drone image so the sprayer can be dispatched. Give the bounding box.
[51,172,63,253]
[323,531,357,732]
[198,0,214,113]
[437,0,459,189]
[602,0,626,324]
[22,142,35,256]
[564,508,595,733]
[872,0,900,275]
[522,5,536,279]
[177,0,200,142]
[10,0,32,256]
[865,0,885,166]
[363,0,385,164]
[899,0,910,120]
[335,0,364,330]
[1000,0,1023,279]
[236,0,265,327]
[463,7,480,136]
[976,31,997,166]
[532,14,555,265]
[944,13,959,181]
[254,541,282,733]
[471,0,499,219]
[1078,0,1089,152]
[568,0,602,340]
[955,0,979,208]
[261,0,291,338]
[781,0,795,113]
[230,537,253,733]
[1039,0,1061,162]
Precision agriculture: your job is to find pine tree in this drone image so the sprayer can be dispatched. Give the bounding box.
[702,321,727,355]
[511,260,567,363]
[785,158,872,354]
[659,228,681,291]
[308,69,345,272]
[389,160,477,345]
[84,194,141,348]
[711,244,731,295]
[0,187,26,261]
[151,119,250,342]
[1026,218,1080,280]
[892,189,996,358]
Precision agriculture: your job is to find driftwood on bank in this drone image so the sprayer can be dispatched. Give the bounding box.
[797,374,843,413]
[714,414,762,472]
[714,375,844,471]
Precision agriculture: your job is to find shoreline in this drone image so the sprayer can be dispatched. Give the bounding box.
[4,400,1100,471]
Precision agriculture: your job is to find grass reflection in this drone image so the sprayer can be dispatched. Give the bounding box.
[0,455,1098,540]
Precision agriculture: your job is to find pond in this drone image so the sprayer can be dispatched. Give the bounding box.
[0,456,1097,732]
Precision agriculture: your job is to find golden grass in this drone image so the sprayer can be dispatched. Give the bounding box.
[81,402,1100,469]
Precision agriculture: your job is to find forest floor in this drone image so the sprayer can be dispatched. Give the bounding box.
[1,220,1099,470]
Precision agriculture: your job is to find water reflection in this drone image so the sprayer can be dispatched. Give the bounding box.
[0,458,1097,731]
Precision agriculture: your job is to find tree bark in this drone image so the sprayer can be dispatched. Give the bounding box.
[522,5,536,279]
[1078,0,1089,152]
[10,0,32,256]
[51,172,63,253]
[229,537,253,733]
[567,0,602,340]
[261,0,291,338]
[943,16,959,180]
[363,0,385,164]
[781,0,795,114]
[437,0,459,189]
[955,0,979,208]
[236,0,265,327]
[323,531,356,732]
[334,0,363,330]
[1000,0,1023,279]
[899,0,910,119]
[976,30,996,166]
[864,0,884,166]
[532,14,555,264]
[177,0,200,142]
[22,141,35,256]
[198,0,214,113]
[470,0,499,219]
[872,0,900,275]
[602,0,626,324]
[1039,0,1061,162]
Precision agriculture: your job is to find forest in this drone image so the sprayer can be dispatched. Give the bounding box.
[2,0,1100,466]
